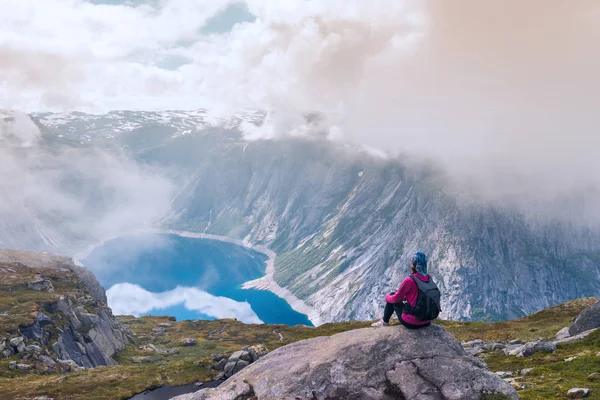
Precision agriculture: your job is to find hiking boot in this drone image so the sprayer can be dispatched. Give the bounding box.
[371,320,390,327]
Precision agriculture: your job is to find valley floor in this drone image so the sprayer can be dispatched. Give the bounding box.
[1,298,599,399]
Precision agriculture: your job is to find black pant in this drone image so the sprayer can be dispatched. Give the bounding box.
[383,302,431,329]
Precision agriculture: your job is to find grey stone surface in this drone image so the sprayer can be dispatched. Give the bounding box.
[567,388,590,398]
[140,343,179,355]
[556,326,571,340]
[10,337,25,353]
[214,358,227,371]
[53,299,128,368]
[25,345,42,353]
[172,325,517,400]
[570,301,600,336]
[514,342,557,358]
[554,329,598,345]
[183,338,197,346]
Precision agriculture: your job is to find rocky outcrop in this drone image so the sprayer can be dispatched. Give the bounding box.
[173,325,517,400]
[569,300,600,336]
[218,345,269,379]
[52,298,128,368]
[504,341,556,358]
[0,250,130,369]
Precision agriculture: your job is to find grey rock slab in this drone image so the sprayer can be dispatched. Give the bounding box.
[556,326,571,340]
[25,345,42,353]
[10,336,25,353]
[554,328,598,345]
[172,324,517,400]
[214,358,227,371]
[570,301,600,336]
[513,341,557,358]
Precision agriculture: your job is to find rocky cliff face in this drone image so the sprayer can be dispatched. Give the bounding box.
[173,324,518,400]
[2,111,599,324]
[0,250,130,369]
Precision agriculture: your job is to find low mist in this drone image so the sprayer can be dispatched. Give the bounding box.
[0,111,175,254]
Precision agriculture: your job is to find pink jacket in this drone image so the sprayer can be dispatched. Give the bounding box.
[386,273,431,325]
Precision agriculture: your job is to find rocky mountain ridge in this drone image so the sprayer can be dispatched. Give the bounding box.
[1,110,599,324]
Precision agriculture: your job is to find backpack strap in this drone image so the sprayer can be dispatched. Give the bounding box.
[410,275,437,292]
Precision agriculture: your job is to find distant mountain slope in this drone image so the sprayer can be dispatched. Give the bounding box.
[4,111,599,323]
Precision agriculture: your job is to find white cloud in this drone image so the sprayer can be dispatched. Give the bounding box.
[2,1,600,221]
[106,282,263,324]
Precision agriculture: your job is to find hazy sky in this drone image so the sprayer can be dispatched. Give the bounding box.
[1,0,600,219]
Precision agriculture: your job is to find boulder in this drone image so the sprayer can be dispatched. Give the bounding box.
[20,312,54,342]
[1,346,15,358]
[38,355,57,366]
[183,338,197,346]
[10,336,26,353]
[554,329,598,345]
[27,276,54,292]
[25,345,42,353]
[462,339,485,347]
[505,341,556,357]
[140,343,179,355]
[172,325,517,400]
[56,359,81,372]
[485,342,507,351]
[214,358,227,371]
[466,346,484,356]
[588,373,600,381]
[556,327,571,340]
[245,344,269,362]
[567,388,590,398]
[9,361,32,371]
[570,301,600,336]
[223,349,255,377]
[211,354,225,362]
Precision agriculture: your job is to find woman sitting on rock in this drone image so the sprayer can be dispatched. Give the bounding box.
[371,251,441,329]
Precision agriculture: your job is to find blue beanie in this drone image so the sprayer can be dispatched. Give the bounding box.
[412,251,428,275]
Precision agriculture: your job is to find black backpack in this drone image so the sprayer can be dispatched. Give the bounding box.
[403,276,442,321]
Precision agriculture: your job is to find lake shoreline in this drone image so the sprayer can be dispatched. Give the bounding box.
[73,228,321,326]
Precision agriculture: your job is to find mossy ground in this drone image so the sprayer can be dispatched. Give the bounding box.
[1,267,598,400]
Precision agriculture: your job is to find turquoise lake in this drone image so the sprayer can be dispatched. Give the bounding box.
[82,234,313,326]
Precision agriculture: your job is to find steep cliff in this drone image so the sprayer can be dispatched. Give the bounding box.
[2,111,599,324]
[151,131,600,323]
[0,250,130,369]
